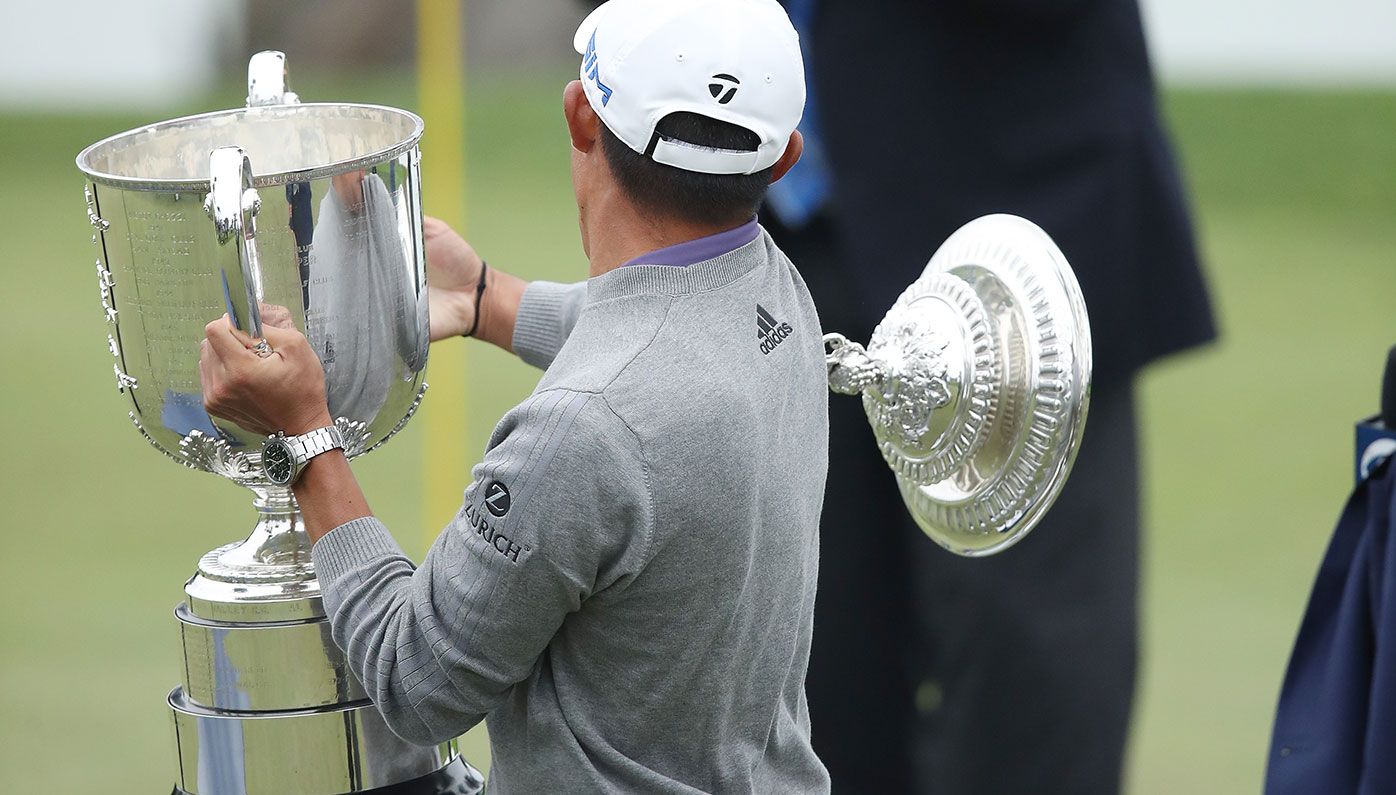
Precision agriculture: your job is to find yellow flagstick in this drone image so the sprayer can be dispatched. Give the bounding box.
[416,3,495,772]
[417,0,471,550]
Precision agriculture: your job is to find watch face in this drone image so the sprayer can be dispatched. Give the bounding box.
[262,440,295,485]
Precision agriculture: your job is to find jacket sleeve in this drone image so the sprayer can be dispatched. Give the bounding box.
[311,389,652,745]
[511,280,587,369]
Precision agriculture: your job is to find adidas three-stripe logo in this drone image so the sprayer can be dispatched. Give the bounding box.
[757,304,794,355]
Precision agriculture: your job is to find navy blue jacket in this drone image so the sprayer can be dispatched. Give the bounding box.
[1267,458,1396,794]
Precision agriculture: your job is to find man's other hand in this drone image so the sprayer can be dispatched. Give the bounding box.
[200,316,333,437]
[424,215,484,341]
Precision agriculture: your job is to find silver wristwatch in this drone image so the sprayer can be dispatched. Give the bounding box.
[260,425,344,486]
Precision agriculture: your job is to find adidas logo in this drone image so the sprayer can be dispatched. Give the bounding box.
[757,304,794,355]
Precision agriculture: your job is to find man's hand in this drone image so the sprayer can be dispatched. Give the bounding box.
[424,215,484,341]
[200,316,333,437]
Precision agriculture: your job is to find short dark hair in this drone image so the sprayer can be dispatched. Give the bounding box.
[599,112,774,227]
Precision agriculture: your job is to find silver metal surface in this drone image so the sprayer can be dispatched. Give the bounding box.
[114,363,139,393]
[826,214,1092,556]
[76,104,428,468]
[76,86,431,582]
[169,688,459,795]
[77,53,462,793]
[77,102,422,191]
[288,425,345,461]
[204,146,266,339]
[184,567,327,624]
[84,184,110,230]
[245,50,299,107]
[176,603,366,710]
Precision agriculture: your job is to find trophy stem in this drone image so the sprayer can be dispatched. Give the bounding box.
[246,484,313,567]
[188,485,316,592]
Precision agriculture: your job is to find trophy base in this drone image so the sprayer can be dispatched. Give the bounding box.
[169,687,467,794]
[170,545,483,794]
[170,755,484,795]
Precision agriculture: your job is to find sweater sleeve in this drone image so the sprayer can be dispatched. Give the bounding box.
[511,280,587,370]
[311,389,652,745]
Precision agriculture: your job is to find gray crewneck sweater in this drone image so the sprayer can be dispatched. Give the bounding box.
[313,228,830,793]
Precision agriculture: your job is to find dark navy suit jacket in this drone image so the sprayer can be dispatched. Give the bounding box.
[806,0,1216,384]
[1267,458,1396,794]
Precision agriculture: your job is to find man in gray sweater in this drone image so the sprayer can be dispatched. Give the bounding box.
[199,0,831,791]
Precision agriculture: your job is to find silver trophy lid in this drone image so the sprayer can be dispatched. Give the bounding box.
[828,214,1092,555]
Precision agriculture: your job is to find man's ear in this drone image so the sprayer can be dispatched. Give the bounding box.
[769,130,805,183]
[564,80,601,154]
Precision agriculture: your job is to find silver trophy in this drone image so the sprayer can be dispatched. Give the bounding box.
[76,52,482,794]
[826,214,1092,556]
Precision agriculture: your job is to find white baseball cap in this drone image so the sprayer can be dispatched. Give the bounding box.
[573,0,806,176]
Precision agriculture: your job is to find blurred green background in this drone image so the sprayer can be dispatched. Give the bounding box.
[0,69,1393,793]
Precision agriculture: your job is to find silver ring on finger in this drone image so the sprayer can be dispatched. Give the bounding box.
[251,339,274,359]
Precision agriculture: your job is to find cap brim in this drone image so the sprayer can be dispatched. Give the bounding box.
[573,2,610,54]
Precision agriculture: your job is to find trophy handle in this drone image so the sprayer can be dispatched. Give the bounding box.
[246,50,300,107]
[203,146,266,340]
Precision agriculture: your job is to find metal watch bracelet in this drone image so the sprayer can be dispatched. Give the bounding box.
[289,425,344,462]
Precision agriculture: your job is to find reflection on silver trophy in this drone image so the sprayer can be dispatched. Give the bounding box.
[77,52,482,794]
[826,214,1092,556]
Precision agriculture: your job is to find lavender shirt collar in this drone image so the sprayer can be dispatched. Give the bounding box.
[620,218,760,268]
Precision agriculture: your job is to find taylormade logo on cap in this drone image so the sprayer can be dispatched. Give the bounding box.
[573,0,806,176]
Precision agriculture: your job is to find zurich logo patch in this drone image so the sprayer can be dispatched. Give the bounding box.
[484,481,511,517]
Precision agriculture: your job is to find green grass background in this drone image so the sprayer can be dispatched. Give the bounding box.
[0,76,1391,792]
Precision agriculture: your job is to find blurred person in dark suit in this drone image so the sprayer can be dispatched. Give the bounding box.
[762,0,1216,792]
